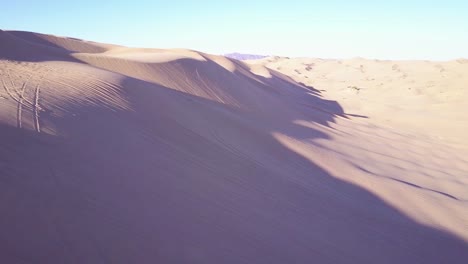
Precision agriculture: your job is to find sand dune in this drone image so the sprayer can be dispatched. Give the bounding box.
[1,30,467,263]
[255,56,468,141]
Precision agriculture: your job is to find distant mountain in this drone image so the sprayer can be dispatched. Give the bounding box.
[224,52,268,60]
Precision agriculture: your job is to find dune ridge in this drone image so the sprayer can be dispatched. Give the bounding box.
[1,31,467,263]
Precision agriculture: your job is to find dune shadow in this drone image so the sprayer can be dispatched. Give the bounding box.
[7,31,69,51]
[226,57,366,121]
[0,30,100,63]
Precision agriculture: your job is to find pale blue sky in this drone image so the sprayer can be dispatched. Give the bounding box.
[2,1,468,60]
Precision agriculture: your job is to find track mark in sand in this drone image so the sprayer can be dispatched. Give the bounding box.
[7,69,19,96]
[33,82,41,132]
[1,77,21,103]
[1,74,31,128]
[195,67,206,87]
[3,68,36,106]
[194,67,226,104]
[2,67,44,130]
[16,78,31,129]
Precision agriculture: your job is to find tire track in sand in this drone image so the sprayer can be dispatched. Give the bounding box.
[16,77,31,129]
[33,82,41,132]
[2,65,44,130]
[1,72,32,128]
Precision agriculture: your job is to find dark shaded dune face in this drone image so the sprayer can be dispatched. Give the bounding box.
[0,30,114,63]
[8,31,110,53]
[0,32,467,263]
[0,30,75,62]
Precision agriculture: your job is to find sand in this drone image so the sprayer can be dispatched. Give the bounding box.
[0,30,467,263]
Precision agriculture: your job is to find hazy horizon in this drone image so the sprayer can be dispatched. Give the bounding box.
[2,1,468,60]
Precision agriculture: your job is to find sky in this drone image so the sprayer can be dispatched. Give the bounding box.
[2,0,468,60]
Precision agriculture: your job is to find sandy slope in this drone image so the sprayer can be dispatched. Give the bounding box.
[0,30,467,263]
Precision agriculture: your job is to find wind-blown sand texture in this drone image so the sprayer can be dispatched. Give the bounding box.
[1,30,467,263]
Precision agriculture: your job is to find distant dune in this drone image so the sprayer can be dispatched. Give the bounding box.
[1,30,467,263]
[224,52,268,60]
